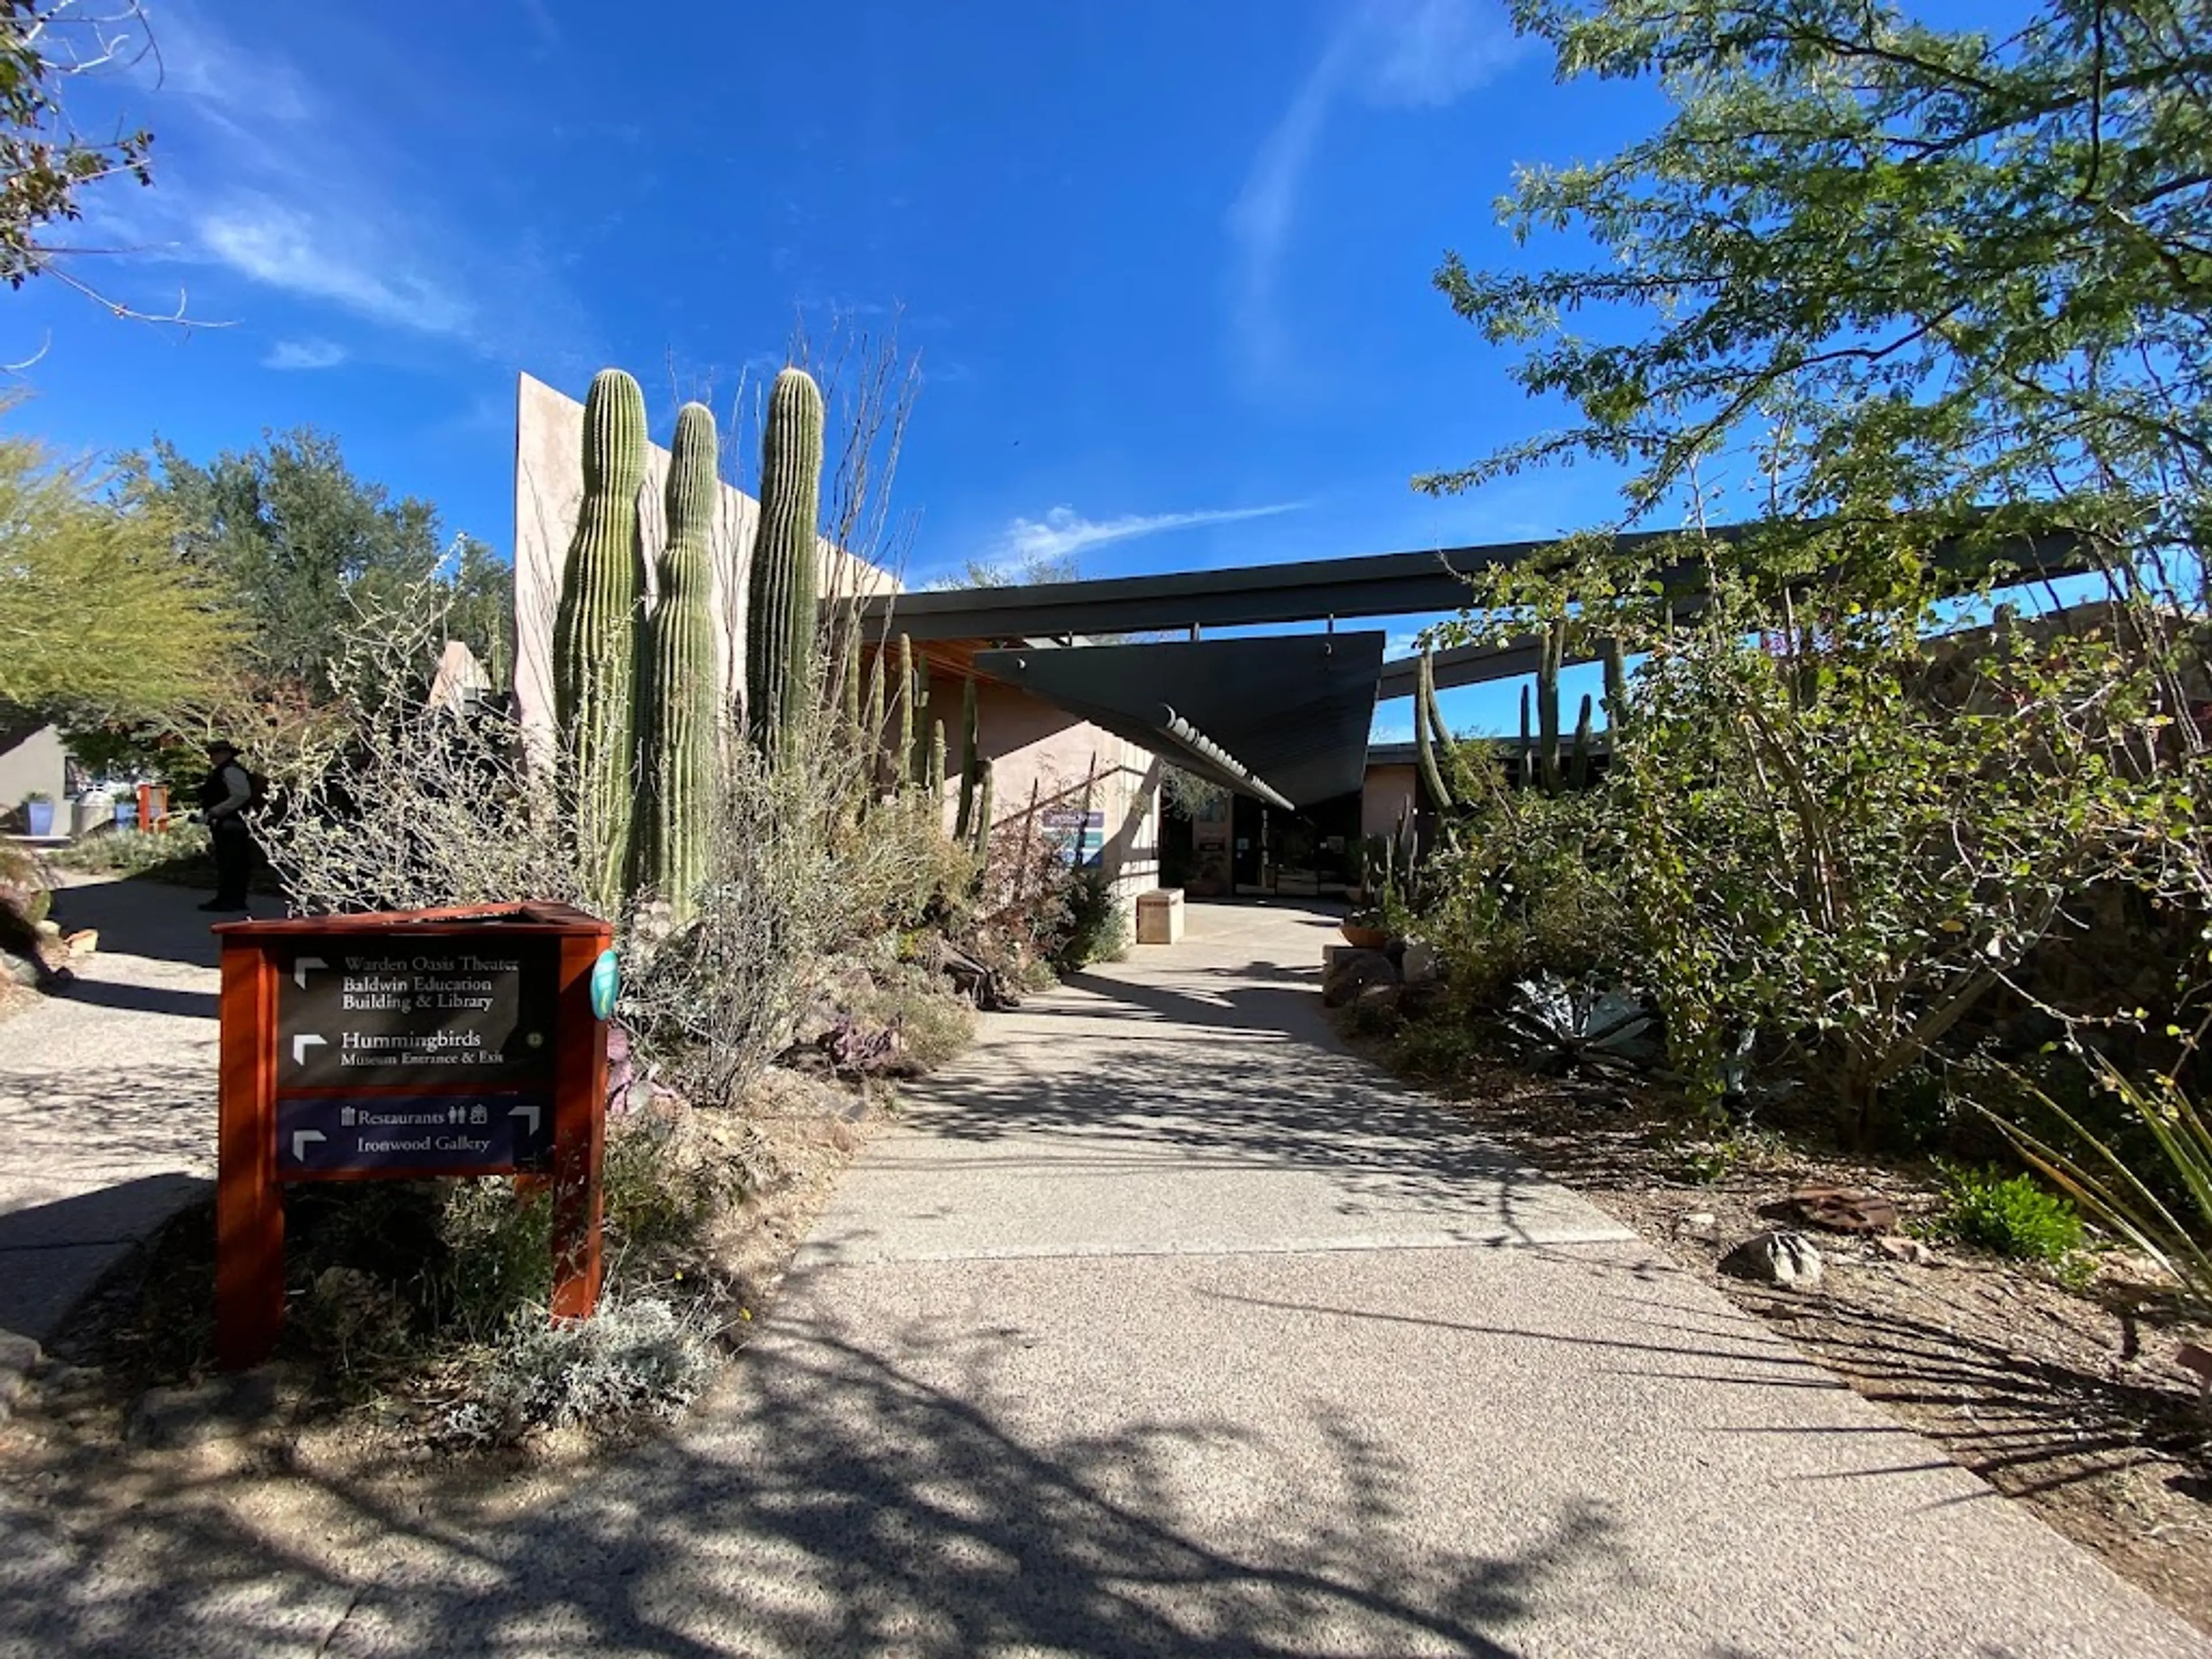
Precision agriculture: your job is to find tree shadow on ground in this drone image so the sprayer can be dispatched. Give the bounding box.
[0,1302,1633,1658]
[888,960,1587,1245]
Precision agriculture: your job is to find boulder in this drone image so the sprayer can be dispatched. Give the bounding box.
[1322,949,1397,1009]
[1770,1185,1899,1235]
[1400,941,1440,984]
[1719,1229,1825,1292]
[0,1328,41,1422]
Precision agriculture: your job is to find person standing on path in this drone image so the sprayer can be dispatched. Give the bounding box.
[196,741,255,914]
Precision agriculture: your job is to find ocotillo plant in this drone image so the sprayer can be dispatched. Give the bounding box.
[955,675,980,839]
[1569,692,1594,791]
[744,366,825,760]
[840,634,861,738]
[552,367,646,914]
[1414,650,1453,812]
[892,633,915,789]
[632,400,719,915]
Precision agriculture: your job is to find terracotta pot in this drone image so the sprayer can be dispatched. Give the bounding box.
[1339,921,1389,949]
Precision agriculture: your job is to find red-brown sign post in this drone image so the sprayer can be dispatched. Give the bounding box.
[213,902,613,1370]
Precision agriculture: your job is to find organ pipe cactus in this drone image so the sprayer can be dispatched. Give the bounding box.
[631,400,719,915]
[893,634,915,789]
[972,760,994,864]
[863,646,886,792]
[1569,693,1594,791]
[1537,619,1564,795]
[1603,637,1629,732]
[955,675,980,839]
[552,367,646,913]
[927,717,946,798]
[744,367,825,760]
[1518,685,1535,792]
[1414,649,1453,812]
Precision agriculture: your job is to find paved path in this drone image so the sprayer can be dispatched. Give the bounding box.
[3,902,2207,1657]
[0,877,260,1339]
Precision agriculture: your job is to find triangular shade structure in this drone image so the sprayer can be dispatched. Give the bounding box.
[975,632,1387,810]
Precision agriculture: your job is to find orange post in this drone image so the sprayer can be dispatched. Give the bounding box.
[215,938,282,1369]
[550,924,612,1319]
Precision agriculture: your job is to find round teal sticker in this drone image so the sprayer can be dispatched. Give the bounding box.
[589,948,620,1020]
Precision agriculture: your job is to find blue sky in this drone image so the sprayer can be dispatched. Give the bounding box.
[8,0,1680,738]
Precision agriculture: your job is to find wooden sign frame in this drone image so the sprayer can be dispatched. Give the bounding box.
[213,902,613,1370]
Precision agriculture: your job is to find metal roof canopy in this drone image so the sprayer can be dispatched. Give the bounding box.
[975,632,1387,809]
[854,523,2086,643]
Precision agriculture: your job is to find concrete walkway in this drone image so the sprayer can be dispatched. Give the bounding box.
[0,877,263,1339]
[3,902,2207,1657]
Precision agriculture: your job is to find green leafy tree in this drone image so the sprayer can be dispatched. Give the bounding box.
[122,429,510,696]
[0,430,231,723]
[1426,0,2211,567]
[444,532,516,694]
[1,1,155,297]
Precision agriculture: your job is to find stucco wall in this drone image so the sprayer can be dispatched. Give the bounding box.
[0,722,66,821]
[1362,764,1418,842]
[940,674,1160,912]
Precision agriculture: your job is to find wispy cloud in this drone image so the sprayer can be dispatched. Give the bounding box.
[1229,0,1525,383]
[205,200,470,335]
[262,337,347,371]
[999,502,1306,562]
[90,1,586,362]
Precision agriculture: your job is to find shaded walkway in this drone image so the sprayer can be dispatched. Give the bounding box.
[0,877,271,1339]
[0,902,2204,1656]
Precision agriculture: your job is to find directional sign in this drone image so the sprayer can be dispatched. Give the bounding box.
[278,940,558,1090]
[275,1092,554,1177]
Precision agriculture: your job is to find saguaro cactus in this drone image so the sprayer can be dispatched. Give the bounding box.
[744,366,826,759]
[552,368,647,912]
[955,675,980,838]
[1569,693,1594,790]
[1414,650,1453,813]
[632,400,719,914]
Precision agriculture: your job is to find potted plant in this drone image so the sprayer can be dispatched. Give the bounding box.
[21,792,54,838]
[1339,906,1389,949]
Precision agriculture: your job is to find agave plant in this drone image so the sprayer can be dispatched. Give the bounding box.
[1500,972,1662,1077]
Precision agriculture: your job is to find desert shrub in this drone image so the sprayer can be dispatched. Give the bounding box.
[255,579,583,916]
[840,961,976,1073]
[1934,1165,2085,1263]
[1052,866,1128,974]
[445,1297,717,1444]
[51,823,213,883]
[1423,787,1634,1009]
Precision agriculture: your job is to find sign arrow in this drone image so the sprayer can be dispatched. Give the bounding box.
[509,1104,541,1136]
[293,1129,325,1162]
[293,955,328,990]
[293,1033,327,1067]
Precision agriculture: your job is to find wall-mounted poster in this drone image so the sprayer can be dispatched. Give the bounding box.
[1041,806,1107,869]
